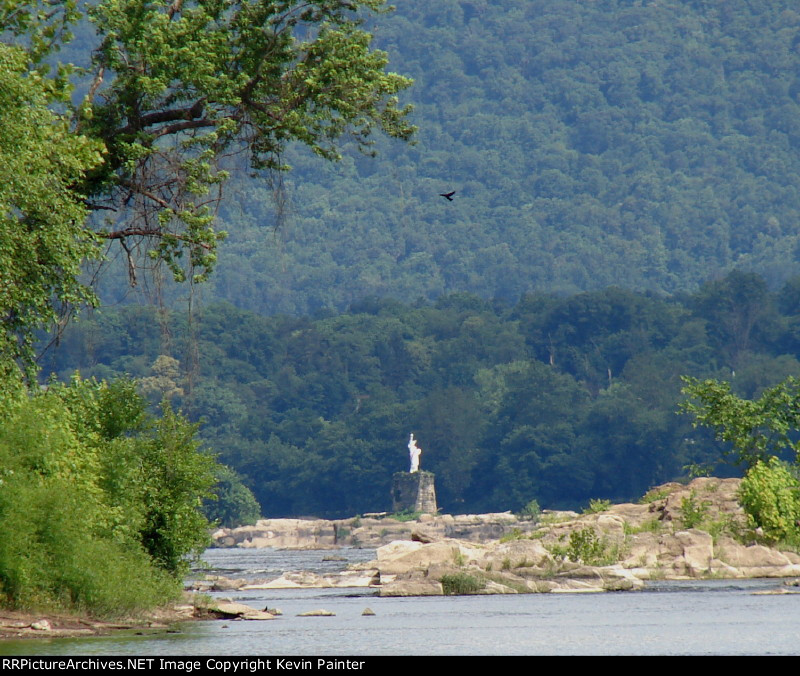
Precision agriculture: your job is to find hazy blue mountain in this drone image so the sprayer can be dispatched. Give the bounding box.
[122,0,800,318]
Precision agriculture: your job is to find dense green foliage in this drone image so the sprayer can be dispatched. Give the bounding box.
[98,0,800,316]
[0,40,103,377]
[738,458,800,544]
[14,1,800,317]
[682,375,800,545]
[0,376,219,615]
[1,0,414,369]
[203,465,262,528]
[681,375,800,467]
[78,0,413,284]
[1,1,410,616]
[9,2,800,576]
[44,269,800,518]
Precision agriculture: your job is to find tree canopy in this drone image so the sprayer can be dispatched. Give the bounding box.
[0,0,414,374]
[0,40,103,377]
[79,0,414,283]
[681,372,800,545]
[681,375,800,467]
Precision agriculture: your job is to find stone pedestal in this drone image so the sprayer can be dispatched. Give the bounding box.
[391,471,438,514]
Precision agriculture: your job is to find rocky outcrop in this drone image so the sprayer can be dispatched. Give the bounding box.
[212,518,342,549]
[211,512,539,549]
[373,478,800,595]
[371,538,648,596]
[0,593,225,639]
[208,600,276,620]
[201,478,800,597]
[297,609,335,617]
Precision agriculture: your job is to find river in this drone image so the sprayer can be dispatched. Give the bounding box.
[1,547,798,656]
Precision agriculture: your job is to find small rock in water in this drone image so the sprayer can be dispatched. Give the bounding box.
[263,607,283,615]
[297,609,335,617]
[361,607,376,616]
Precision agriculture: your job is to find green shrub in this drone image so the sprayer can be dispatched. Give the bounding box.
[705,515,740,541]
[583,498,612,514]
[389,509,421,522]
[440,572,485,595]
[0,374,217,616]
[638,487,672,504]
[203,465,261,528]
[739,458,800,544]
[546,543,568,562]
[565,527,617,566]
[0,474,178,616]
[517,499,541,521]
[499,528,524,543]
[684,462,713,479]
[632,518,663,534]
[679,490,711,529]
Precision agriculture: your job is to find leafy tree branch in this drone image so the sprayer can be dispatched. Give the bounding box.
[680,375,800,468]
[0,0,414,374]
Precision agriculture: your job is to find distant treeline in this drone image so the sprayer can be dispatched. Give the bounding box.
[42,270,800,518]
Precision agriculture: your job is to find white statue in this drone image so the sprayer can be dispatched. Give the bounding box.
[408,433,422,473]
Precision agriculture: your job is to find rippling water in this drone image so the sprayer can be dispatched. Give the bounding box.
[2,548,798,656]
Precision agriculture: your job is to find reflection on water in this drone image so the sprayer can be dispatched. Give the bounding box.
[1,548,798,656]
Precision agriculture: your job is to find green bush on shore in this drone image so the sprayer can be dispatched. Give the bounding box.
[739,458,800,545]
[0,375,219,617]
[440,572,485,596]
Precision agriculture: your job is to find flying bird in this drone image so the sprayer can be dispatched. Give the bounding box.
[439,191,456,201]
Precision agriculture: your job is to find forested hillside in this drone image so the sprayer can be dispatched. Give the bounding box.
[44,271,800,518]
[13,0,800,527]
[95,0,800,313]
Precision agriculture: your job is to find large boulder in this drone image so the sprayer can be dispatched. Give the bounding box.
[673,529,715,577]
[209,601,276,620]
[714,537,800,577]
[375,539,486,575]
[378,579,444,597]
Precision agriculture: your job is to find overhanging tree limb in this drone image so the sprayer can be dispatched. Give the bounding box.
[1,0,414,374]
[73,0,414,283]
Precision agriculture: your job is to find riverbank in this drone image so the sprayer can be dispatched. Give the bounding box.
[0,594,265,640]
[6,477,800,638]
[0,598,198,640]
